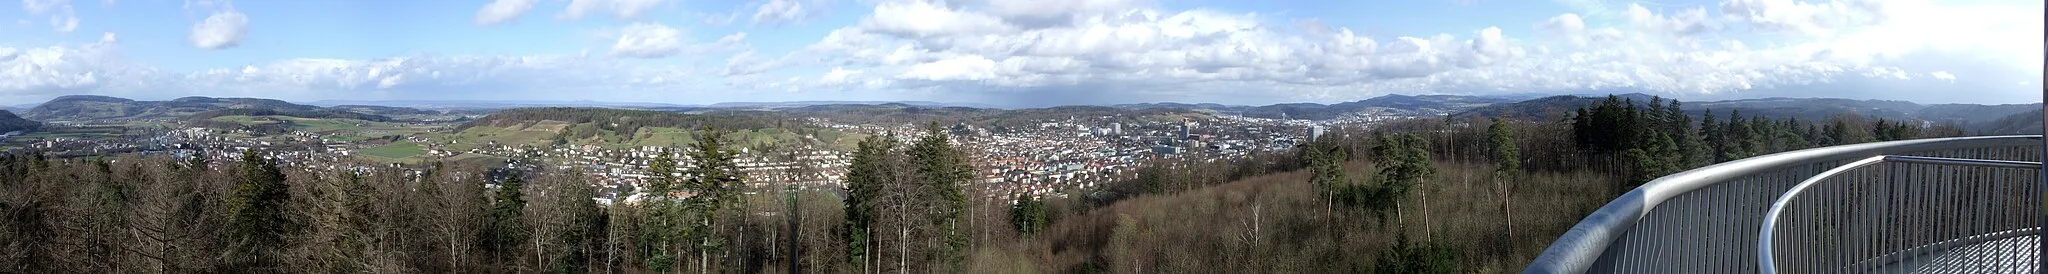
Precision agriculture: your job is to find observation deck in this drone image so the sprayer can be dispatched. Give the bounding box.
[1525,135,2044,273]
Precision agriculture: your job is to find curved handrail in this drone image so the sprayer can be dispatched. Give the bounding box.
[1757,155,2041,273]
[1756,155,1887,274]
[1525,135,2043,274]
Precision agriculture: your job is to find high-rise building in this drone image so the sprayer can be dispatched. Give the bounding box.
[1111,123,1122,135]
[1180,120,1191,140]
[1309,125,1325,142]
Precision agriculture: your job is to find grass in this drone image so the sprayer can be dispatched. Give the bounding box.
[444,122,563,149]
[442,153,509,168]
[209,115,436,136]
[361,142,426,159]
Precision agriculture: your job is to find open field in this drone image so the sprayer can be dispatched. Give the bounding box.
[360,142,425,159]
[447,120,853,152]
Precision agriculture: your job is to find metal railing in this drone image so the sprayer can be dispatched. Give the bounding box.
[1759,155,2041,273]
[1525,135,2043,273]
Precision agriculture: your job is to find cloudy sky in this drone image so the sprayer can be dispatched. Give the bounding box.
[0,0,2040,107]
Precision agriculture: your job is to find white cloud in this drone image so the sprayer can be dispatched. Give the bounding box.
[190,10,249,49]
[1719,0,1889,36]
[980,0,1149,28]
[1,0,2039,106]
[611,23,685,58]
[22,0,78,33]
[1625,3,1718,38]
[50,7,78,33]
[819,67,862,85]
[1929,71,1955,82]
[560,0,665,20]
[899,55,998,81]
[751,0,810,25]
[22,0,67,13]
[0,37,132,101]
[474,0,539,26]
[861,1,1014,38]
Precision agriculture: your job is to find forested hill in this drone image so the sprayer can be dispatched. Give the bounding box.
[1234,94,1516,120]
[460,107,793,133]
[22,95,402,122]
[772,104,1212,129]
[0,110,41,133]
[1973,109,2044,135]
[1458,94,2042,125]
[186,108,395,122]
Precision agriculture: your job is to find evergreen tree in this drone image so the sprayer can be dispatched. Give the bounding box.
[1747,116,1771,153]
[489,173,529,271]
[1486,118,1520,174]
[224,149,291,272]
[1624,131,1679,187]
[1665,100,1707,168]
[1700,109,1726,163]
[683,126,746,273]
[906,122,972,267]
[842,135,896,269]
[1306,140,1348,205]
[1722,110,1753,161]
[1485,118,1520,244]
[1369,134,1436,224]
[1009,194,1047,236]
[640,148,685,272]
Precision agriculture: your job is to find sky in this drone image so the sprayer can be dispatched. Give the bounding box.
[0,0,2041,107]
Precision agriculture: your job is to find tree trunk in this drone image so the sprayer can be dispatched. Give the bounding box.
[898,220,907,274]
[701,217,710,274]
[1502,184,1515,255]
[1422,187,1433,239]
[536,234,544,273]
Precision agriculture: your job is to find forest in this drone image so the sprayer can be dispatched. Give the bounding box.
[0,95,1978,273]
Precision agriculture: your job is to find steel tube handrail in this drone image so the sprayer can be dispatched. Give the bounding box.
[1757,155,2042,273]
[1526,135,2044,274]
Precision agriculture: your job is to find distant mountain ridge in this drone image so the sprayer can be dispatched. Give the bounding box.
[0,110,40,134]
[309,99,698,110]
[1116,94,1520,120]
[1456,94,2044,127]
[20,94,2043,133]
[24,95,414,122]
[708,101,1004,109]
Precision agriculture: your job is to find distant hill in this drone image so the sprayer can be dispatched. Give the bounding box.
[1971,109,2043,135]
[1457,94,2043,126]
[1236,94,1515,119]
[454,107,840,149]
[329,105,441,116]
[0,110,41,134]
[309,99,697,110]
[23,95,345,121]
[462,107,786,130]
[1452,93,1662,121]
[770,103,1211,130]
[709,101,1003,109]
[1110,102,1247,111]
[1107,94,1520,120]
[186,108,394,122]
[1234,94,1517,120]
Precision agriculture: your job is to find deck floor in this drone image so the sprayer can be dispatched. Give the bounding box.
[1886,234,2038,274]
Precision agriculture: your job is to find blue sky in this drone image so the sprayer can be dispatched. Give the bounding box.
[0,0,2040,107]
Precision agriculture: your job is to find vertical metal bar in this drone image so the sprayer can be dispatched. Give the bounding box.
[1696,187,1708,272]
[1881,163,1893,274]
[1910,162,1923,268]
[1843,168,1859,271]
